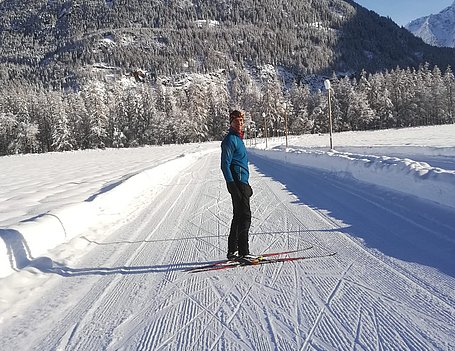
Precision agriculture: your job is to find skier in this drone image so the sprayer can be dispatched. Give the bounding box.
[221,110,257,262]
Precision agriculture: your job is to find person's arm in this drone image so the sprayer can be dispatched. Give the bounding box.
[221,136,235,183]
[221,136,242,197]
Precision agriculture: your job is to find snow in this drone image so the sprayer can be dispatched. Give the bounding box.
[251,125,455,209]
[194,19,220,27]
[0,125,454,350]
[0,143,213,277]
[406,2,455,48]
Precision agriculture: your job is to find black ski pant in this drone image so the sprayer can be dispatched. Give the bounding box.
[227,182,252,256]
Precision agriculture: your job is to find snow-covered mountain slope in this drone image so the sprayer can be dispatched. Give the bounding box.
[406,1,455,47]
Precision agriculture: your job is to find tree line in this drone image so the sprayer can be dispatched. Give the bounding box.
[1,63,454,156]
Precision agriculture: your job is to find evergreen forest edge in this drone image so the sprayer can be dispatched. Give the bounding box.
[1,63,454,155]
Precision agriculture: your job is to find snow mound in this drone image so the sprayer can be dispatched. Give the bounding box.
[250,146,455,209]
[0,151,210,278]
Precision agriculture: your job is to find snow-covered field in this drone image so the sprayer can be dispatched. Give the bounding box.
[0,124,454,350]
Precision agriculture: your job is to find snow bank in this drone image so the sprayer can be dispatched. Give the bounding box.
[333,145,455,157]
[0,151,210,278]
[250,147,455,209]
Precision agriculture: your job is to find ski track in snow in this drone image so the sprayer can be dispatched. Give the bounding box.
[0,149,454,350]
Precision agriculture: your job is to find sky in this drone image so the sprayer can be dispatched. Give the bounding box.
[354,0,454,26]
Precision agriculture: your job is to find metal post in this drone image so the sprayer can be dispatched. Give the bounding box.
[328,88,333,150]
[284,103,289,148]
[324,80,334,150]
[263,112,268,148]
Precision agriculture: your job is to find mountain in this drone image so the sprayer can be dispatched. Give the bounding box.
[1,0,455,90]
[405,1,455,48]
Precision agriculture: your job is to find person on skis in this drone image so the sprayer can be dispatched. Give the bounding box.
[221,110,257,262]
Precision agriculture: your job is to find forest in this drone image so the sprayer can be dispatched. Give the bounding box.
[1,63,453,155]
[1,0,455,155]
[2,0,455,89]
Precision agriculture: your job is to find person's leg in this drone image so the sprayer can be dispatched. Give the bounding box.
[227,193,240,255]
[237,184,252,256]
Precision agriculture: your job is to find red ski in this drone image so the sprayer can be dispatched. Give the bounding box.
[185,249,311,273]
[186,248,336,273]
[185,248,311,273]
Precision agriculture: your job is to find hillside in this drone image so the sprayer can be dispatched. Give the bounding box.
[406,1,455,48]
[1,0,455,89]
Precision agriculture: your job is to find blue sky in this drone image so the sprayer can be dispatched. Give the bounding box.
[353,0,454,26]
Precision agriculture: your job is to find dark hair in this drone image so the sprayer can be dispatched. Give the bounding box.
[229,110,244,122]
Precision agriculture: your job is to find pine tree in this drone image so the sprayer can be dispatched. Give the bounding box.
[366,72,394,129]
[65,92,88,150]
[333,76,356,131]
[444,66,455,123]
[0,112,18,155]
[353,72,376,130]
[52,112,74,152]
[8,117,40,154]
[185,76,209,142]
[288,82,311,134]
[82,82,108,149]
[430,65,448,124]
[207,82,229,140]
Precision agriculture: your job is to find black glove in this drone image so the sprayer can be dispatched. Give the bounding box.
[246,183,253,197]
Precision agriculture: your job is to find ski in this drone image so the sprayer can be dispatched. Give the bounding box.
[188,251,336,273]
[186,249,336,273]
[252,251,337,267]
[185,248,312,273]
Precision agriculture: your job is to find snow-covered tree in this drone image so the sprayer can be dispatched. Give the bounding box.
[65,92,88,150]
[52,109,74,152]
[82,82,109,149]
[332,76,356,131]
[366,72,394,129]
[288,82,311,134]
[207,82,230,140]
[0,112,17,155]
[7,117,40,154]
[444,66,455,123]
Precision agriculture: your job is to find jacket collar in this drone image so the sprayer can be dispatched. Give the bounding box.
[229,126,244,139]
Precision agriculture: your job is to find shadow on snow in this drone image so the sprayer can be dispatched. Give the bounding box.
[249,153,455,278]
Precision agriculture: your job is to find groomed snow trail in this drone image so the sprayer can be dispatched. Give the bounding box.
[0,151,454,350]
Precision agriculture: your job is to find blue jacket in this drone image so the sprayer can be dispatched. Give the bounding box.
[221,128,249,184]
